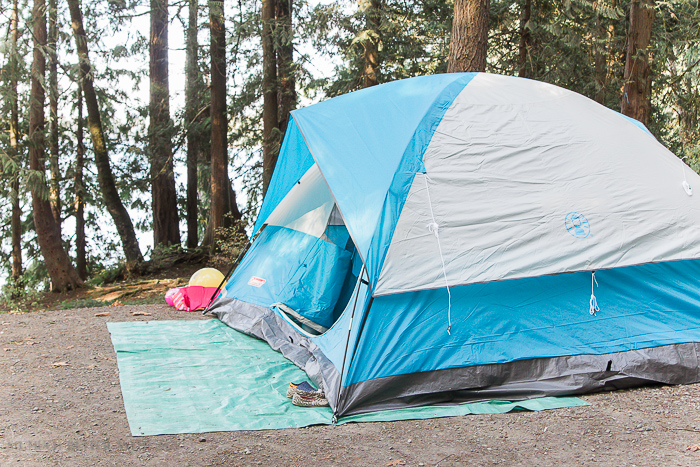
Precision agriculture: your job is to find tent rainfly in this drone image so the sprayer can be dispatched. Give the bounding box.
[209,73,700,418]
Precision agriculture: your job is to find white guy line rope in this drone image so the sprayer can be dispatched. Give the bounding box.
[590,271,599,316]
[423,173,452,335]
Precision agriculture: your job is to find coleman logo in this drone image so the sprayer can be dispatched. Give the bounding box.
[565,212,590,239]
[248,276,266,287]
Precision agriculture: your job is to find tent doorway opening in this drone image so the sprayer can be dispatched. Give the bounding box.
[225,164,362,336]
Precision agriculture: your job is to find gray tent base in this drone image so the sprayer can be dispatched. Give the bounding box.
[210,298,700,418]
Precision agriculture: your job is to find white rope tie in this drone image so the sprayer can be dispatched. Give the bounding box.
[681,155,693,196]
[589,271,599,316]
[423,174,452,335]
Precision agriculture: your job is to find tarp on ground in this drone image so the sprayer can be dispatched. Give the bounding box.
[108,319,588,436]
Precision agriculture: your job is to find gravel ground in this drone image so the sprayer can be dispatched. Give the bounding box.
[2,304,700,466]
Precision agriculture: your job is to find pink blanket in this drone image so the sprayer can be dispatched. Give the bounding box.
[165,286,222,312]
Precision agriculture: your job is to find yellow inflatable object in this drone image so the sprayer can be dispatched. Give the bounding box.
[189,268,226,288]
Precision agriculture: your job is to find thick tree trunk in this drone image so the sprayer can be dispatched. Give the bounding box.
[518,0,531,78]
[276,0,296,130]
[621,0,655,126]
[48,0,61,226]
[203,0,243,246]
[75,86,87,280]
[29,0,83,292]
[10,0,23,285]
[185,0,199,249]
[261,0,278,195]
[360,0,381,87]
[150,0,180,247]
[447,0,490,73]
[68,0,144,269]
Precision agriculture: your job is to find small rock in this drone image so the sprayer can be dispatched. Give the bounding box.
[199,437,206,442]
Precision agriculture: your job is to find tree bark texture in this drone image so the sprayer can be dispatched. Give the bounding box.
[150,0,180,247]
[262,0,279,195]
[48,0,61,227]
[185,0,200,249]
[594,12,607,105]
[276,0,296,130]
[447,0,490,73]
[10,0,23,284]
[29,0,83,292]
[75,87,87,280]
[621,0,655,126]
[68,0,144,268]
[360,0,381,87]
[518,0,531,78]
[204,0,242,246]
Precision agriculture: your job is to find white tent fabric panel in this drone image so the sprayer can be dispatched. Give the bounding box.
[264,163,335,238]
[375,73,700,295]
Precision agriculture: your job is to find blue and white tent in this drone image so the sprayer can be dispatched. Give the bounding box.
[210,73,700,417]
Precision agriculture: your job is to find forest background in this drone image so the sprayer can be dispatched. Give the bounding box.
[0,0,698,298]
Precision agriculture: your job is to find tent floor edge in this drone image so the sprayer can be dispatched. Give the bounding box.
[334,341,700,417]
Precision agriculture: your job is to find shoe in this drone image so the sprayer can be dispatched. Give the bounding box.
[287,381,322,399]
[292,392,329,407]
[286,382,301,399]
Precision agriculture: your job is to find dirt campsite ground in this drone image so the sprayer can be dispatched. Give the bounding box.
[3,302,700,467]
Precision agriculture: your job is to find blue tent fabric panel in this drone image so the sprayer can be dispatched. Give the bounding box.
[223,226,351,329]
[310,279,372,375]
[345,259,700,386]
[291,73,474,273]
[366,73,477,285]
[253,120,315,234]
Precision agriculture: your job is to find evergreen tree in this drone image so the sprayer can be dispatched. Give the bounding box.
[28,0,83,292]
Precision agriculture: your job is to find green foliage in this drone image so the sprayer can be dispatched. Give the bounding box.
[304,0,453,96]
[0,276,43,313]
[209,218,249,271]
[88,264,126,287]
[649,0,700,165]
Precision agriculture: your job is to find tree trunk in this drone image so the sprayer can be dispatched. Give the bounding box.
[593,12,606,105]
[29,0,83,292]
[48,0,61,227]
[276,0,296,130]
[447,0,490,73]
[621,0,655,126]
[75,86,87,280]
[185,0,200,249]
[360,0,381,87]
[67,0,144,269]
[261,0,279,195]
[150,0,180,247]
[203,0,243,246]
[518,0,531,78]
[10,0,23,286]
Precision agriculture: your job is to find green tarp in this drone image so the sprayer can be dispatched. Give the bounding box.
[108,320,588,436]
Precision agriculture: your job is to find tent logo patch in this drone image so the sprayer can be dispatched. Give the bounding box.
[248,276,266,287]
[565,212,590,239]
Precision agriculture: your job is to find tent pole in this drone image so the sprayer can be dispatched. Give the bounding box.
[333,264,366,422]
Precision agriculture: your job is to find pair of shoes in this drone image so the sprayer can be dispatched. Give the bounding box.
[292,392,329,407]
[287,381,322,399]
